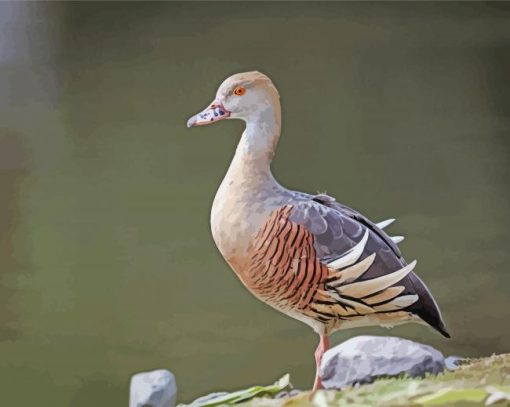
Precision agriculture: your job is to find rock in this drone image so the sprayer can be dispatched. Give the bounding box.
[274,389,302,399]
[130,369,177,407]
[444,356,465,371]
[320,335,445,389]
[274,391,289,399]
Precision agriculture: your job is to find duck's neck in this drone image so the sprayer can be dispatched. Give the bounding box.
[212,102,283,269]
[228,102,282,184]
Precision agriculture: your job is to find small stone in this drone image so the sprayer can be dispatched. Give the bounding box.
[275,389,301,399]
[130,369,177,407]
[445,356,465,371]
[320,336,445,389]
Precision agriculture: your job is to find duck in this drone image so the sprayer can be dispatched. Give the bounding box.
[186,71,449,391]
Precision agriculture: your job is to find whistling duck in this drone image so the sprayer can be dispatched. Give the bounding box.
[187,71,449,390]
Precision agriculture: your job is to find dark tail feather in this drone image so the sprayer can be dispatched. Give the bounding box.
[408,272,451,338]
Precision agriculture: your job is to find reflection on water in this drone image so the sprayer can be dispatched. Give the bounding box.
[0,2,509,406]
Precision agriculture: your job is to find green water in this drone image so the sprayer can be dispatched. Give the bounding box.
[0,2,509,406]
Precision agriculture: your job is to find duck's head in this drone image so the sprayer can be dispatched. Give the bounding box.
[187,71,280,128]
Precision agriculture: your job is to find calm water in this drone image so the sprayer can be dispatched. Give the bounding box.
[0,2,509,406]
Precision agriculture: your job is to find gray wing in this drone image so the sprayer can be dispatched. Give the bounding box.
[311,193,402,258]
[288,193,450,337]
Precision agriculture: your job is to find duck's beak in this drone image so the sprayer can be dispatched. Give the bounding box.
[187,101,230,128]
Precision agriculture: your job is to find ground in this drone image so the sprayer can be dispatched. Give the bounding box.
[238,354,510,407]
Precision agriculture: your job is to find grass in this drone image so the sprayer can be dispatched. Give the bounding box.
[237,354,510,407]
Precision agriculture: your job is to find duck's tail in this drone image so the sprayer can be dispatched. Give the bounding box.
[407,272,451,338]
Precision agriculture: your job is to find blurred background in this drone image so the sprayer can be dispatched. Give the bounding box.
[0,1,509,406]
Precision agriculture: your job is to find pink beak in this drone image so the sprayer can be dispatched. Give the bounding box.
[187,101,230,128]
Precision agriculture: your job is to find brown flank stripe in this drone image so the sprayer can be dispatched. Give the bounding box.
[247,206,331,320]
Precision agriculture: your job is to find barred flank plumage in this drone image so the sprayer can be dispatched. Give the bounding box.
[243,206,442,336]
[248,206,326,311]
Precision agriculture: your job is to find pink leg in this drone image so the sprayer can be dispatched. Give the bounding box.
[312,335,329,391]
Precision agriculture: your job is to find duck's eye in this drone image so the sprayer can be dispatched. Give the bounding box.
[233,86,246,96]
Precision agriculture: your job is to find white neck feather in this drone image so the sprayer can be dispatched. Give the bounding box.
[229,98,282,183]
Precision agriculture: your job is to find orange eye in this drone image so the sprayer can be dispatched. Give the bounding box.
[233,86,246,96]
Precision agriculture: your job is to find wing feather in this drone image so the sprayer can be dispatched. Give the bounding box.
[335,260,417,299]
[328,253,376,286]
[246,198,448,337]
[362,286,406,305]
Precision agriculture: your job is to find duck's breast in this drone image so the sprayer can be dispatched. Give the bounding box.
[212,178,298,269]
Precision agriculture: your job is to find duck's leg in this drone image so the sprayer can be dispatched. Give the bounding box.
[312,334,329,391]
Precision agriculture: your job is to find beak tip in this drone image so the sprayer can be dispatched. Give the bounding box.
[187,101,228,129]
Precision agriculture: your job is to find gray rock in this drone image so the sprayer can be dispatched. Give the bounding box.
[320,335,445,389]
[445,356,465,371]
[274,389,302,399]
[130,369,177,407]
[275,391,289,399]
